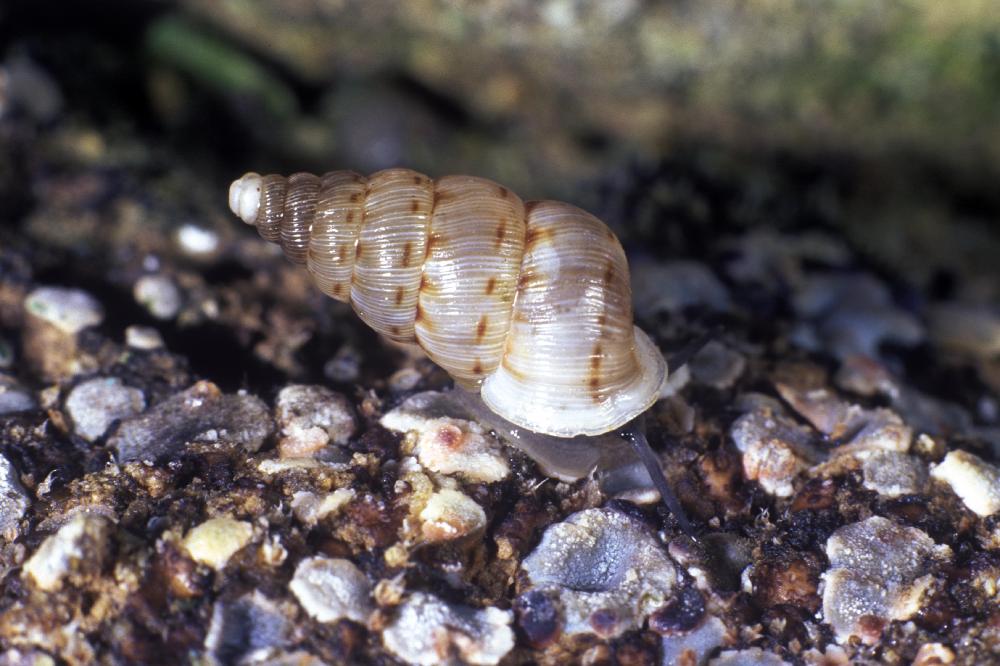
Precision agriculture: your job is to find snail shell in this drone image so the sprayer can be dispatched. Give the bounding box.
[229,168,666,438]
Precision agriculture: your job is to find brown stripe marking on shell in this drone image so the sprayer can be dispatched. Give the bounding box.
[476,315,488,343]
[401,241,414,268]
[603,260,615,286]
[332,283,344,298]
[589,343,604,403]
[517,270,544,291]
[494,219,508,249]
[524,226,553,250]
[485,277,497,295]
[472,359,483,375]
[498,185,509,199]
[395,286,405,306]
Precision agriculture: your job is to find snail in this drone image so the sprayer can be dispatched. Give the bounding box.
[228,168,700,535]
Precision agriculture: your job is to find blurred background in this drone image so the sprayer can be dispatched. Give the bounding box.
[3,0,1000,283]
[1,0,999,397]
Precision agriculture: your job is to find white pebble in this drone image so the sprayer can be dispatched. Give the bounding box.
[125,325,164,350]
[290,556,372,624]
[134,274,182,320]
[175,223,220,256]
[419,488,486,542]
[23,513,111,591]
[25,286,103,334]
[382,592,513,666]
[182,517,254,570]
[931,450,1000,516]
[65,377,145,442]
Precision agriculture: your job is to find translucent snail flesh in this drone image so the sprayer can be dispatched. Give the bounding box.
[228,168,667,439]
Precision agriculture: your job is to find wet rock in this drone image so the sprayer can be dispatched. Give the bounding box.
[23,513,112,591]
[22,286,103,380]
[928,302,1000,358]
[821,516,952,644]
[289,556,372,624]
[418,488,487,542]
[521,507,677,638]
[0,454,30,541]
[275,384,356,458]
[931,450,1000,516]
[64,377,146,442]
[109,380,272,462]
[124,325,164,350]
[204,591,288,665]
[689,341,745,390]
[710,648,791,665]
[382,391,509,483]
[631,259,731,316]
[182,517,254,571]
[860,450,927,498]
[291,488,355,526]
[133,274,182,320]
[382,592,513,666]
[659,616,729,666]
[0,374,35,414]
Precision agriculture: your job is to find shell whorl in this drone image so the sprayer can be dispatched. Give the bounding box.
[228,168,666,437]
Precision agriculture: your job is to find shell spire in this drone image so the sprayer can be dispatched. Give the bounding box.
[228,168,667,437]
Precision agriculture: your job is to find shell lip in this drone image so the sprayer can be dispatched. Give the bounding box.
[480,325,667,438]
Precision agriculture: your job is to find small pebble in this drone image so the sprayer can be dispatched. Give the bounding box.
[631,259,731,316]
[418,488,487,542]
[291,488,355,526]
[24,286,102,335]
[324,344,362,383]
[64,376,146,442]
[0,374,35,414]
[928,302,1000,358]
[659,616,729,666]
[23,513,112,592]
[175,223,220,256]
[382,592,513,666]
[521,507,677,638]
[689,340,746,390]
[730,406,820,497]
[23,286,104,380]
[124,325,164,350]
[931,450,1000,516]
[821,516,951,644]
[912,643,956,666]
[133,274,182,320]
[204,591,288,664]
[109,380,272,462]
[860,451,927,498]
[0,454,30,541]
[382,391,510,483]
[710,648,791,665]
[275,384,356,458]
[388,367,422,392]
[289,556,373,624]
[182,517,254,570]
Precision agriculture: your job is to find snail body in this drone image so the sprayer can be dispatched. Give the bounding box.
[228,168,666,439]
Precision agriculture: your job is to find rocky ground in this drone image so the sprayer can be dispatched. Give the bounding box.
[2,4,1000,665]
